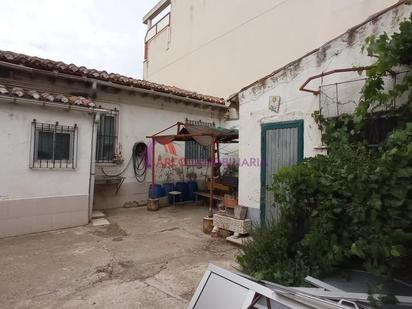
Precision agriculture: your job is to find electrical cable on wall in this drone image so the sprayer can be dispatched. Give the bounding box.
[101,142,147,183]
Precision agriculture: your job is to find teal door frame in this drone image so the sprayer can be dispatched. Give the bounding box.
[260,120,304,223]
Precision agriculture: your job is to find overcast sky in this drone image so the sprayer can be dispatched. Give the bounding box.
[0,0,158,78]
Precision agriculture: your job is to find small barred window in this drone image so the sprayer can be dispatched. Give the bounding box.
[96,114,118,163]
[30,119,78,169]
[185,140,211,165]
[184,119,213,165]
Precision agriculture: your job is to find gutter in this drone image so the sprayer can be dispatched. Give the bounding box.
[88,114,99,222]
[0,95,111,114]
[0,61,228,111]
[95,78,228,110]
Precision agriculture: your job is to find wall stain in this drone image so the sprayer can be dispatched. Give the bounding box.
[345,28,358,47]
[316,44,331,67]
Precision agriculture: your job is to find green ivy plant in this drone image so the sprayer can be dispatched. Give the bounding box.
[238,10,412,298]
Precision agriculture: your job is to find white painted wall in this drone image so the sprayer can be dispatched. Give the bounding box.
[0,102,93,200]
[93,90,226,209]
[0,100,94,237]
[0,68,229,211]
[144,0,398,98]
[237,4,411,213]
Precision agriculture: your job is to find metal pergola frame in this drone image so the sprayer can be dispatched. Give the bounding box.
[146,121,238,217]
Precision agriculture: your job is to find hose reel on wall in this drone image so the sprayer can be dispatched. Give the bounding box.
[132,142,147,183]
[101,141,148,183]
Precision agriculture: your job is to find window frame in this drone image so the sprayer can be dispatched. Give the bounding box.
[30,119,78,169]
[185,140,211,166]
[184,119,215,166]
[96,112,119,164]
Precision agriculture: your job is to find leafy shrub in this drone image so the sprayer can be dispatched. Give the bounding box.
[239,126,412,286]
[238,12,412,287]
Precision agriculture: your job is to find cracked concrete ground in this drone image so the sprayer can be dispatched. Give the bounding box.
[0,204,239,309]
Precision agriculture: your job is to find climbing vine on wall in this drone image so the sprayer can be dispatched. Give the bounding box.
[238,10,412,301]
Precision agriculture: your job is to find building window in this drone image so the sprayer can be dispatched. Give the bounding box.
[30,120,78,169]
[184,119,214,165]
[96,114,118,163]
[185,140,210,165]
[363,115,400,145]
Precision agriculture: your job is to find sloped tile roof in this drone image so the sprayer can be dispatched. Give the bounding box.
[0,84,95,107]
[0,50,225,106]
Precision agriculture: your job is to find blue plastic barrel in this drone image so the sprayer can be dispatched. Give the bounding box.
[187,181,198,201]
[149,184,163,199]
[175,182,189,202]
[163,183,175,204]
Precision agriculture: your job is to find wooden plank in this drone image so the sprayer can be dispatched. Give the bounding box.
[195,191,223,201]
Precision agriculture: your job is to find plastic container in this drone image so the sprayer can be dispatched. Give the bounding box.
[175,181,189,202]
[163,183,175,204]
[149,184,164,199]
[187,181,198,201]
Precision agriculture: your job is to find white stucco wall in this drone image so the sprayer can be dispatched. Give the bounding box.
[0,101,94,237]
[237,4,411,214]
[93,90,227,209]
[0,103,93,200]
[0,68,230,212]
[144,0,398,98]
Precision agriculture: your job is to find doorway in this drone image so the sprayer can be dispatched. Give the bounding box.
[260,120,303,223]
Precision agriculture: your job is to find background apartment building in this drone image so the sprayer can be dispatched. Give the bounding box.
[143,0,398,98]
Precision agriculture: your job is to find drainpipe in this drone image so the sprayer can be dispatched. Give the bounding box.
[299,66,373,95]
[88,113,99,221]
[0,94,106,222]
[209,136,216,218]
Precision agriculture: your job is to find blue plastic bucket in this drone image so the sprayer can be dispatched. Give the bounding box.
[163,183,175,204]
[149,184,163,199]
[175,182,189,202]
[187,181,198,201]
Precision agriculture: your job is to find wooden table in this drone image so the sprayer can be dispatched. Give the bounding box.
[168,191,182,206]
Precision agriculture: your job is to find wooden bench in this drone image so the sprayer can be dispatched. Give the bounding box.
[195,191,223,203]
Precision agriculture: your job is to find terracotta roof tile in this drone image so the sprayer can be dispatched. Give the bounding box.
[0,50,225,106]
[0,85,8,95]
[0,84,95,107]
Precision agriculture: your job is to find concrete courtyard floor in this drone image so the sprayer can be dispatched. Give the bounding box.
[0,204,239,309]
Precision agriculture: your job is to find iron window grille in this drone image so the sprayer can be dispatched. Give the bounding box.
[30,119,78,169]
[185,141,211,166]
[184,119,213,165]
[96,113,118,163]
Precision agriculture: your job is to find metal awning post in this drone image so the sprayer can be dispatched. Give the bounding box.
[209,136,216,217]
[146,122,239,215]
[217,142,220,178]
[151,137,156,185]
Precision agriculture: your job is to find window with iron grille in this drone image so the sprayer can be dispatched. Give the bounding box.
[185,141,210,165]
[184,119,213,165]
[363,115,400,145]
[96,114,118,163]
[30,119,78,169]
[327,114,401,146]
